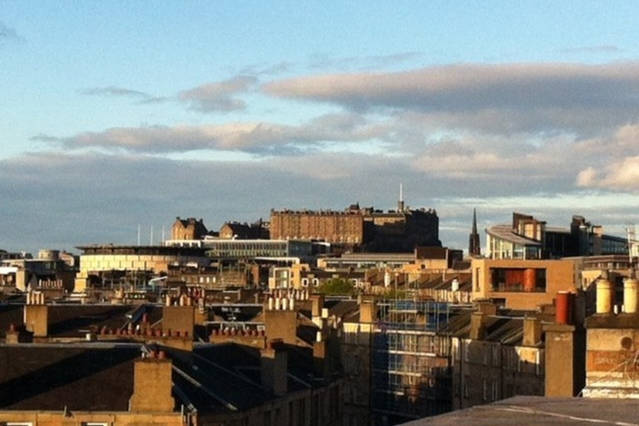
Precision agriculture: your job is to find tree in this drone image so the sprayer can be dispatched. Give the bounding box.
[317,278,354,295]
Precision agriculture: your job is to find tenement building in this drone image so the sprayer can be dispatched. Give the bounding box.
[171,217,209,240]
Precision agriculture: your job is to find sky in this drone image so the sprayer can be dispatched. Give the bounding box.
[3,1,639,253]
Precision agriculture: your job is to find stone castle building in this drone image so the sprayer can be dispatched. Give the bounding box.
[270,200,440,252]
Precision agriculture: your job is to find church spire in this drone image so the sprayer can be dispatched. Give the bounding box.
[472,208,477,234]
[469,208,481,256]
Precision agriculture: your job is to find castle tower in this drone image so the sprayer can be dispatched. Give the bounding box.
[469,208,481,256]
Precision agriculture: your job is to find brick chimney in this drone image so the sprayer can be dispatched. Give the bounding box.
[24,291,48,338]
[261,339,288,396]
[129,350,175,412]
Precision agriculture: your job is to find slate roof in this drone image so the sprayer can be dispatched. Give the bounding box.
[0,303,165,338]
[0,340,326,414]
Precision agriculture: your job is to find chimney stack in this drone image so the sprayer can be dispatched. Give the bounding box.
[24,291,48,338]
[359,297,377,323]
[129,350,175,412]
[522,316,542,346]
[313,331,329,379]
[470,312,487,340]
[260,340,288,396]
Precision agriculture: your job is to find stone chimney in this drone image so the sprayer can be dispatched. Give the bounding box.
[475,299,497,316]
[162,294,195,339]
[5,323,21,344]
[263,295,297,345]
[24,291,48,338]
[313,331,329,379]
[359,297,377,323]
[261,340,288,396]
[544,322,576,397]
[129,350,175,412]
[522,316,542,347]
[311,294,325,327]
[469,312,487,340]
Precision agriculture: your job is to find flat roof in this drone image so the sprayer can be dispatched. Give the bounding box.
[404,396,639,425]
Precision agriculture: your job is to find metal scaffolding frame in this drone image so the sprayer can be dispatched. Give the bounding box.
[372,299,452,424]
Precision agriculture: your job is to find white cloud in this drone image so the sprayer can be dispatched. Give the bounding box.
[264,62,639,136]
[178,75,257,112]
[32,113,391,154]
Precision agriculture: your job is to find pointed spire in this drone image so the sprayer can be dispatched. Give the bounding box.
[469,208,481,256]
[472,208,478,234]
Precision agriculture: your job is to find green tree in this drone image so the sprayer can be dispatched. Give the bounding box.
[317,278,355,295]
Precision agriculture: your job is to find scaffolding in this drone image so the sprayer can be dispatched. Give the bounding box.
[372,299,452,424]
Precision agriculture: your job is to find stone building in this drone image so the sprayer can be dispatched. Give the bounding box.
[171,217,208,240]
[583,274,639,398]
[219,221,269,239]
[270,202,440,252]
[451,306,545,410]
[74,245,210,292]
[0,290,346,426]
[270,208,366,245]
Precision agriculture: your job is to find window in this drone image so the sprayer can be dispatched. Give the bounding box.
[490,268,546,292]
[491,381,498,401]
[482,379,488,401]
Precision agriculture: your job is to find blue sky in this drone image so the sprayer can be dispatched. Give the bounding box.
[3,1,639,253]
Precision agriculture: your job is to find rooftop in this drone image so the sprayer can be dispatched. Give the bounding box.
[404,396,639,425]
[486,225,542,247]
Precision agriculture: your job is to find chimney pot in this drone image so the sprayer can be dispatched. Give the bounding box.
[555,291,571,325]
[596,277,613,314]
